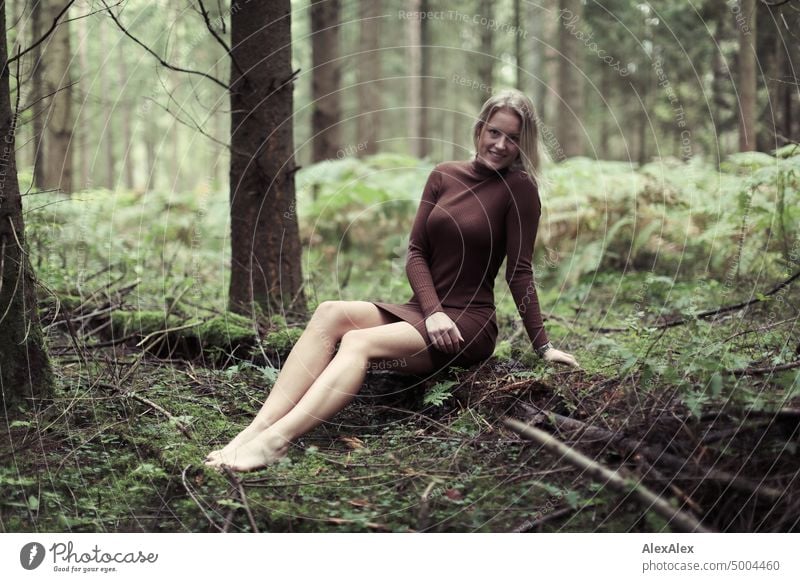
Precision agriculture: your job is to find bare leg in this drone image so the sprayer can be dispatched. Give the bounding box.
[205,321,435,471]
[205,301,395,461]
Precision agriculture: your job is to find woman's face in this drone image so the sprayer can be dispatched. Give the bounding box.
[476,108,521,171]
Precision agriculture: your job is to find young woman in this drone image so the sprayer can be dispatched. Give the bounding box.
[205,89,579,472]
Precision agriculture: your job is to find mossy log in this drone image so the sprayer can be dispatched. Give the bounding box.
[104,310,304,364]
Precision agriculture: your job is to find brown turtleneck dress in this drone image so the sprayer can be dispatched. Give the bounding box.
[371,157,549,372]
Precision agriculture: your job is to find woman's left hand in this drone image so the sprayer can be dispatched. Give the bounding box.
[543,348,580,368]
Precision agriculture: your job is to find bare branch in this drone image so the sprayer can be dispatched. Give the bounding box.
[195,0,244,76]
[7,0,78,65]
[99,0,230,91]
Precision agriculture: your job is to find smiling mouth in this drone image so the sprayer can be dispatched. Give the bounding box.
[488,150,505,161]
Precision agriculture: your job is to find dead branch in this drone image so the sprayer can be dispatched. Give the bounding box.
[222,467,260,533]
[502,417,712,533]
[194,0,244,76]
[180,464,225,532]
[100,0,229,91]
[516,402,788,504]
[594,269,800,333]
[7,0,78,65]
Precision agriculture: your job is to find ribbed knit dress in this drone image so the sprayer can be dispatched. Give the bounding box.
[371,156,549,372]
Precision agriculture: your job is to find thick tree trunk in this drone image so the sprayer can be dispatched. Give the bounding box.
[0,4,53,409]
[737,0,757,152]
[356,0,381,157]
[229,0,306,320]
[310,0,341,162]
[42,1,73,194]
[556,0,584,158]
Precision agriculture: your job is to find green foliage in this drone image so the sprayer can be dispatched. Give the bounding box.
[423,379,458,407]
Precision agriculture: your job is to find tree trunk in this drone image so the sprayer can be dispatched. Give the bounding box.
[406,0,421,158]
[77,11,90,190]
[42,1,73,194]
[99,20,114,189]
[356,0,381,157]
[418,0,431,160]
[556,0,584,158]
[476,0,494,106]
[310,0,341,162]
[119,42,134,190]
[0,4,53,410]
[514,0,523,91]
[737,0,757,152]
[229,0,306,320]
[30,0,45,188]
[540,0,559,133]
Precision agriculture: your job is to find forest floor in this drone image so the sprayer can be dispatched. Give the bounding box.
[1,272,799,533]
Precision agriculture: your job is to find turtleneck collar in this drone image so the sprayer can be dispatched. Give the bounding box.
[470,155,511,178]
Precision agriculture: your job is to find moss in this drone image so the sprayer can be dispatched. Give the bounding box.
[192,313,256,346]
[110,310,184,338]
[263,326,304,353]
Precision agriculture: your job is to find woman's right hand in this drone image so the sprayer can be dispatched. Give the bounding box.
[425,311,464,354]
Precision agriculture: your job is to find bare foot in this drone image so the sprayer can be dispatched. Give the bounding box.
[205,418,271,463]
[204,431,290,472]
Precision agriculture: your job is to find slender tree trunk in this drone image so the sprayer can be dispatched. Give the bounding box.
[229,0,306,319]
[406,0,421,158]
[540,0,559,131]
[356,0,381,157]
[0,4,53,410]
[514,0,523,91]
[600,64,610,158]
[418,0,432,159]
[556,0,584,158]
[30,0,45,188]
[119,42,134,190]
[99,21,114,189]
[42,1,73,194]
[310,0,341,162]
[737,0,757,152]
[476,0,494,106]
[77,11,90,190]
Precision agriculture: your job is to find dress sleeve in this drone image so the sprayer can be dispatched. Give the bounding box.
[406,166,444,318]
[504,174,549,349]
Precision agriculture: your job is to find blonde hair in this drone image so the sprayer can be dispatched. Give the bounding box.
[472,89,551,194]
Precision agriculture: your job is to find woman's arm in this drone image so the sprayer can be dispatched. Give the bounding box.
[405,166,464,353]
[504,174,579,367]
[406,166,445,318]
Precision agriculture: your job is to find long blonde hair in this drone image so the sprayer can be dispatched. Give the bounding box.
[472,89,551,193]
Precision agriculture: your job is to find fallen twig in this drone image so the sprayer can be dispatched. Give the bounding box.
[502,417,711,533]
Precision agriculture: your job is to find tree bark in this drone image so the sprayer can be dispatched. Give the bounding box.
[737,0,757,152]
[30,0,45,188]
[476,0,494,106]
[41,1,73,193]
[119,42,134,190]
[356,0,381,157]
[229,0,306,320]
[0,3,53,409]
[556,0,584,158]
[418,0,431,159]
[406,0,421,158]
[99,19,114,189]
[310,0,341,162]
